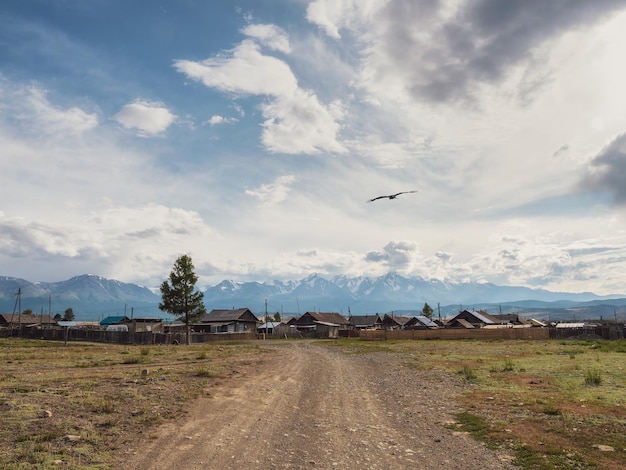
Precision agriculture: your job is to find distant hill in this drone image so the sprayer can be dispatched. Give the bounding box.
[1,273,625,322]
[0,275,161,320]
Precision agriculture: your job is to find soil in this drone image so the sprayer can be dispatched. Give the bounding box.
[121,341,515,469]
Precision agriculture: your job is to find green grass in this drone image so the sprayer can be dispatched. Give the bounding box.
[584,367,603,385]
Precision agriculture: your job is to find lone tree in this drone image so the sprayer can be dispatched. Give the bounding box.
[159,254,206,344]
[63,308,75,321]
[422,302,434,319]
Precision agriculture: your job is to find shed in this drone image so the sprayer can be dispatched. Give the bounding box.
[128,318,163,333]
[257,321,282,334]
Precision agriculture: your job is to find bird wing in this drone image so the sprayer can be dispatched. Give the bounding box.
[366,195,388,202]
[366,190,418,203]
[395,190,418,196]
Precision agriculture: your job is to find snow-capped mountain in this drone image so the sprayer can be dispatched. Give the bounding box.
[0,274,160,319]
[201,273,624,315]
[1,272,625,320]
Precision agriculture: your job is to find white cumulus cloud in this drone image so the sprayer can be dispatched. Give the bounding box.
[242,23,292,53]
[174,37,345,154]
[113,100,176,136]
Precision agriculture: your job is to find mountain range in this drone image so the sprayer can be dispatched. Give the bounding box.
[1,273,625,322]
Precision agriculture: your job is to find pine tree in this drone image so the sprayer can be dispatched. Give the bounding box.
[422,302,434,319]
[159,254,206,345]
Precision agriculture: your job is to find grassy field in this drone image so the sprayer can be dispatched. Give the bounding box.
[331,338,626,470]
[1,337,624,469]
[0,338,268,469]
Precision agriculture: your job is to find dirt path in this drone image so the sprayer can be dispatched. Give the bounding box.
[124,341,514,469]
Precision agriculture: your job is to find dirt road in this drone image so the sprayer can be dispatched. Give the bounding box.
[124,341,514,469]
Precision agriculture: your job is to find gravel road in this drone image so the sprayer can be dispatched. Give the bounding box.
[124,341,515,469]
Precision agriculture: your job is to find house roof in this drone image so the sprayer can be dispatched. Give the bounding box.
[556,322,586,328]
[454,309,498,324]
[199,308,260,323]
[349,314,382,326]
[314,320,341,327]
[297,312,349,325]
[406,315,438,328]
[100,315,129,326]
[382,314,412,326]
[0,313,53,326]
[449,318,475,329]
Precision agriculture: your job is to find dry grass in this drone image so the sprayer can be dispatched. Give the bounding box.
[3,336,624,469]
[333,337,626,469]
[0,338,268,469]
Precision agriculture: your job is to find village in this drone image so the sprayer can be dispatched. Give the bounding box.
[1,306,624,343]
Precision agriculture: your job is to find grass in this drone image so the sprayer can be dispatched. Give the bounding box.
[2,336,624,469]
[584,367,603,385]
[330,337,626,470]
[0,338,267,469]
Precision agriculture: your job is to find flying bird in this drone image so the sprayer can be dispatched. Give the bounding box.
[367,190,418,203]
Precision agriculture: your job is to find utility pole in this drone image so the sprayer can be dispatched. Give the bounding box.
[264,299,269,340]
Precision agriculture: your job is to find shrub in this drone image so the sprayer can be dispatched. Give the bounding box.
[584,367,603,386]
[502,358,515,372]
[458,365,477,381]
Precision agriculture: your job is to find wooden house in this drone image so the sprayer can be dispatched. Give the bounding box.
[381,313,412,330]
[292,312,349,338]
[349,314,383,330]
[403,315,439,329]
[0,313,54,328]
[445,309,499,328]
[195,308,259,333]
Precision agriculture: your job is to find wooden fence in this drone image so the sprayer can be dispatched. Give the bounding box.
[2,324,623,344]
[360,328,550,341]
[0,326,256,344]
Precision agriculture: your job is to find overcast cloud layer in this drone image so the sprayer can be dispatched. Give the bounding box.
[2,0,626,296]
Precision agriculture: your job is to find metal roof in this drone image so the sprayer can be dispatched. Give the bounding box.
[414,315,438,327]
[556,322,585,328]
[470,311,496,324]
[313,320,340,327]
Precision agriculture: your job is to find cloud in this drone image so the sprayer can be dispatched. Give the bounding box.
[306,0,385,39]
[174,38,345,154]
[245,175,298,205]
[0,82,98,135]
[260,89,346,154]
[309,0,626,104]
[365,240,419,270]
[205,115,238,126]
[174,40,297,96]
[580,132,626,205]
[241,24,291,53]
[0,204,215,286]
[113,100,176,136]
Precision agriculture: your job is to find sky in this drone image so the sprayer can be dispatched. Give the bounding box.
[2,0,626,295]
